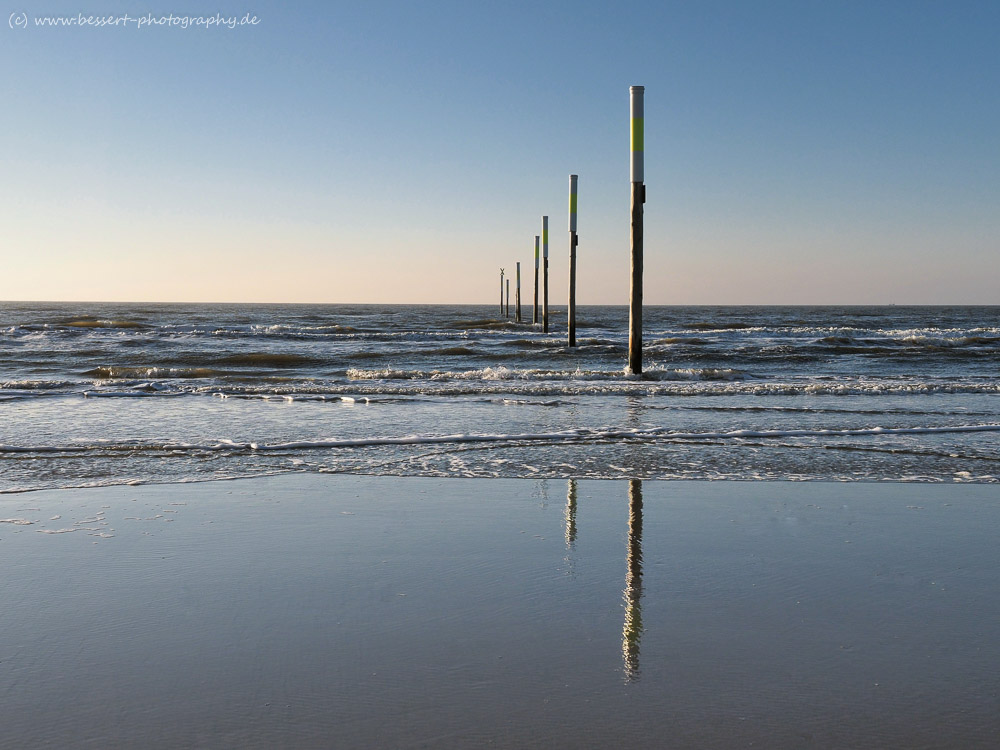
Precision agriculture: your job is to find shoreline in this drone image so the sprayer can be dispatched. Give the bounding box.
[5,459,1000,497]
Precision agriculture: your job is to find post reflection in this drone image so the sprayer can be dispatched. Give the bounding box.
[565,479,578,548]
[622,479,644,681]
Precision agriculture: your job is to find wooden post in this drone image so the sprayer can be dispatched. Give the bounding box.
[568,174,578,347]
[506,279,510,318]
[628,85,645,375]
[515,262,522,322]
[499,267,505,315]
[542,215,549,333]
[533,236,539,324]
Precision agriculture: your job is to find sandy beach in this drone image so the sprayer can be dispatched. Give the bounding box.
[2,475,998,748]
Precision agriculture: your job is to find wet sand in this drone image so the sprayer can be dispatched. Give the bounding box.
[2,475,998,748]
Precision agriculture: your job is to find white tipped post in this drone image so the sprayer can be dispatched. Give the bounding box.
[628,85,645,375]
[568,174,578,347]
[542,215,549,333]
[499,267,505,315]
[533,236,540,324]
[516,262,522,322]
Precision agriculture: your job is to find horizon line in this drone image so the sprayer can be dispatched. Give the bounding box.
[2,299,996,308]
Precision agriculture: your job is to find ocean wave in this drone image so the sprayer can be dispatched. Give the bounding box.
[250,324,357,335]
[815,330,1000,352]
[210,393,368,404]
[500,337,575,349]
[498,398,569,406]
[345,365,756,383]
[4,422,999,457]
[192,377,1000,398]
[84,366,220,379]
[6,374,1000,401]
[652,337,710,345]
[560,343,623,355]
[345,366,598,381]
[1,379,75,390]
[62,318,148,329]
[681,322,755,331]
[645,367,753,381]
[446,319,523,330]
[346,367,421,380]
[215,353,322,368]
[899,334,1000,348]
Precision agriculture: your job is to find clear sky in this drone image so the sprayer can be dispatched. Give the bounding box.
[2,0,997,304]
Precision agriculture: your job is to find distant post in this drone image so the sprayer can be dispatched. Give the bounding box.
[568,174,578,347]
[628,85,645,375]
[533,236,540,324]
[515,262,522,322]
[506,279,510,318]
[500,267,505,315]
[542,215,549,333]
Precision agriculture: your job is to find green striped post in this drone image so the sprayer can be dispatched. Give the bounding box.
[628,85,645,375]
[542,215,549,333]
[631,87,644,183]
[568,174,578,347]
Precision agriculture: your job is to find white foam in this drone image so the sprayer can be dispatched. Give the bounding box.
[200,422,1000,451]
[3,422,1000,457]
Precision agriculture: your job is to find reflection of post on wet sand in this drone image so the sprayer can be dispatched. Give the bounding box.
[623,479,644,681]
[565,479,578,548]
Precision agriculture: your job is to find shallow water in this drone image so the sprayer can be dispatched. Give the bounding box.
[2,303,999,490]
[2,476,998,748]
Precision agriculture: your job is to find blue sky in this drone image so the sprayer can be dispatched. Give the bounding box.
[2,0,997,304]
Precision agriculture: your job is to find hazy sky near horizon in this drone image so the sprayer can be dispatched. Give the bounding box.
[2,0,998,305]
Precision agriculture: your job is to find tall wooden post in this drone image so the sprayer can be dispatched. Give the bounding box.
[499,267,505,315]
[505,279,510,318]
[628,85,645,375]
[515,262,522,322]
[533,236,539,324]
[568,174,578,347]
[542,215,549,333]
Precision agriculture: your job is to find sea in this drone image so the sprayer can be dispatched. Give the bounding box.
[2,302,999,493]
